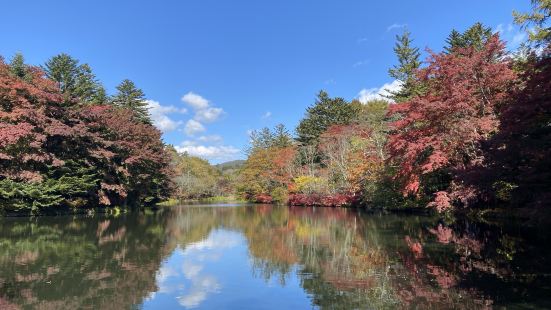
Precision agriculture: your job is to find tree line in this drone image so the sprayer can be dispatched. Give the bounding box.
[0,53,172,214]
[1,0,549,214]
[237,1,550,212]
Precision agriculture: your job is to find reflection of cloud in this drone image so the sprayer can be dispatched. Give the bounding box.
[182,261,203,279]
[177,275,220,308]
[150,230,241,308]
[155,265,181,293]
[184,232,241,252]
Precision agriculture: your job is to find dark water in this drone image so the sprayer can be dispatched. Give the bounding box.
[0,204,550,309]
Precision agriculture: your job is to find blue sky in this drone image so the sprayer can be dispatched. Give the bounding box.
[1,0,530,163]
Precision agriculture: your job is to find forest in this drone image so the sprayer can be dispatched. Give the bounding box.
[0,1,549,216]
[236,3,551,214]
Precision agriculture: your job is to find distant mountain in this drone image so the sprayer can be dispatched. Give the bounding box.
[215,160,246,172]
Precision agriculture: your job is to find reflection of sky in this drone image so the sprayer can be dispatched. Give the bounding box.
[140,229,313,309]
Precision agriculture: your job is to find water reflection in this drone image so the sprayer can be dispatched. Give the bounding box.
[0,205,550,309]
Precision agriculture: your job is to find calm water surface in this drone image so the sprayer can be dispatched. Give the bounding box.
[0,204,550,309]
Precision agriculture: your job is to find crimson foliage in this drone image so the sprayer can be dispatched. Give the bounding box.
[387,36,516,210]
[0,58,172,214]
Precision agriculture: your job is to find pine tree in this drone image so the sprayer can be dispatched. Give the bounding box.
[111,79,151,124]
[43,53,106,105]
[388,30,423,103]
[74,63,107,105]
[44,53,80,102]
[273,124,293,148]
[514,0,551,46]
[296,90,356,145]
[444,30,464,54]
[8,52,30,80]
[444,22,493,54]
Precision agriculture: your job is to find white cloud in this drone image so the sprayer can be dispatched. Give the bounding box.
[387,23,407,32]
[197,135,223,143]
[195,107,224,123]
[494,23,505,35]
[357,80,403,103]
[175,144,241,161]
[353,60,369,68]
[512,32,527,45]
[182,92,210,110]
[182,262,203,279]
[493,23,527,48]
[262,111,272,119]
[177,275,220,308]
[357,37,368,44]
[184,119,206,136]
[181,91,225,124]
[146,99,186,132]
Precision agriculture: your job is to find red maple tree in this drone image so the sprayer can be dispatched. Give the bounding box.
[387,35,516,210]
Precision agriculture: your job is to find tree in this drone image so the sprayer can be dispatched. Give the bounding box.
[514,0,551,45]
[387,36,515,211]
[444,22,493,54]
[296,90,356,145]
[237,146,296,201]
[8,53,30,80]
[111,79,151,124]
[487,48,551,207]
[249,124,293,153]
[171,152,222,199]
[444,30,463,53]
[0,56,171,214]
[43,53,105,105]
[74,64,107,105]
[388,30,423,102]
[273,124,294,148]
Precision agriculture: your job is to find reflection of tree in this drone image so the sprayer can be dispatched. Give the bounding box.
[0,211,171,309]
[1,206,549,309]
[169,205,551,309]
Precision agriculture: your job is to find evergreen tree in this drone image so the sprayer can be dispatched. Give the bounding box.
[514,0,551,46]
[43,53,105,105]
[8,52,30,80]
[111,79,151,124]
[444,22,493,54]
[444,30,464,54]
[296,90,356,145]
[74,64,107,105]
[248,124,293,153]
[273,124,293,148]
[44,53,80,102]
[388,30,423,102]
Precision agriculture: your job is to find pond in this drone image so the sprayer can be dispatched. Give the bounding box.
[0,204,550,309]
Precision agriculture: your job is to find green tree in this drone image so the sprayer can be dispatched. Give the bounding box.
[444,22,493,53]
[273,124,293,148]
[388,30,423,102]
[8,52,30,80]
[43,53,105,105]
[111,79,151,124]
[74,64,107,105]
[514,0,551,45]
[296,90,356,145]
[249,124,293,152]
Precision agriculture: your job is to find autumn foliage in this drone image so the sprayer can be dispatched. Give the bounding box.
[387,36,516,210]
[0,57,172,214]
